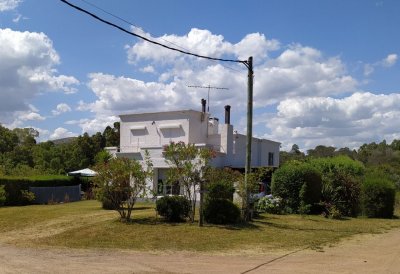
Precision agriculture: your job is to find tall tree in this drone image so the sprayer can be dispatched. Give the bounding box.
[163,142,214,224]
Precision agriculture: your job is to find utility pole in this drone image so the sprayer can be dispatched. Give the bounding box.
[187,85,229,113]
[243,56,253,222]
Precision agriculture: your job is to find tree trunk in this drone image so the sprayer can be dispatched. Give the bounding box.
[199,180,204,227]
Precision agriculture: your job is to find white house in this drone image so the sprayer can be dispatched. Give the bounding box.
[106,101,280,196]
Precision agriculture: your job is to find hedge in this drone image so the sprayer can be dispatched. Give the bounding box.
[271,161,322,213]
[362,173,396,218]
[0,176,82,206]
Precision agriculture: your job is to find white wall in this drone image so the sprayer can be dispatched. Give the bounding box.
[231,134,280,168]
[120,111,196,152]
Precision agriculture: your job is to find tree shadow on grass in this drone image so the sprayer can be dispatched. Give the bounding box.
[202,221,261,231]
[131,206,153,211]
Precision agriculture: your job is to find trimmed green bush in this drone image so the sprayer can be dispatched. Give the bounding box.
[156,196,190,222]
[272,162,322,213]
[203,199,240,224]
[362,173,396,218]
[0,176,81,205]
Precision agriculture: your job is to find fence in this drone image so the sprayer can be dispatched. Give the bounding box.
[29,184,81,204]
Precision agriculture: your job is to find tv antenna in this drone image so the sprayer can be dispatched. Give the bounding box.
[187,85,229,113]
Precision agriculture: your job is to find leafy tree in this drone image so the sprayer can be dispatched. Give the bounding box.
[163,142,214,224]
[93,156,153,222]
[94,150,112,165]
[0,125,18,154]
[103,122,120,147]
[280,144,305,165]
[307,145,336,158]
[335,147,357,159]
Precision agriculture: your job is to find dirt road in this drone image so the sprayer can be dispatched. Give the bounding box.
[0,228,399,274]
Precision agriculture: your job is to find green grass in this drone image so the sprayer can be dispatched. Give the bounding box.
[0,200,399,254]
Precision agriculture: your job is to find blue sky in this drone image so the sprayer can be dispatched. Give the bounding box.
[0,0,399,151]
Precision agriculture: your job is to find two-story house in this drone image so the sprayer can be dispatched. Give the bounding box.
[106,101,280,197]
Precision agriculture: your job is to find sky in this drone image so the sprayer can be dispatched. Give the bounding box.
[0,0,399,151]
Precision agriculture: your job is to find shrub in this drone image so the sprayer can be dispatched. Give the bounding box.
[362,172,396,218]
[203,199,240,224]
[271,162,322,213]
[156,196,190,222]
[309,156,364,217]
[20,190,35,204]
[299,171,323,214]
[94,187,115,210]
[256,195,284,214]
[101,197,116,210]
[320,203,342,219]
[206,180,235,201]
[0,185,6,206]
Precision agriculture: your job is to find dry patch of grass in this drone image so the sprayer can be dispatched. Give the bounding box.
[1,200,399,254]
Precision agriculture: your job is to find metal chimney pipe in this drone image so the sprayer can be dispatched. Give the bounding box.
[224,105,231,124]
[201,99,206,113]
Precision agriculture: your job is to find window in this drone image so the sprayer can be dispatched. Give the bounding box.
[130,127,147,145]
[157,179,180,195]
[157,169,180,195]
[268,152,274,166]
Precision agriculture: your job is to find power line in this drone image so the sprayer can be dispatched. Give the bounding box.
[79,0,242,72]
[78,0,191,53]
[60,0,248,66]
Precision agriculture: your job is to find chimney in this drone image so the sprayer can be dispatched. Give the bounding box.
[201,99,206,113]
[224,105,231,124]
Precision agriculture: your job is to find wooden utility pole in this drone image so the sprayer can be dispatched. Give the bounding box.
[244,56,253,221]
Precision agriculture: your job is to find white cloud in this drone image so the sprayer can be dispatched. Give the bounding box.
[382,53,398,67]
[140,65,155,73]
[81,31,360,140]
[363,64,374,76]
[79,28,399,152]
[19,112,45,121]
[262,92,400,151]
[0,28,79,125]
[49,127,77,140]
[0,0,20,12]
[363,53,398,76]
[254,45,358,105]
[66,115,118,135]
[126,28,279,66]
[52,103,72,116]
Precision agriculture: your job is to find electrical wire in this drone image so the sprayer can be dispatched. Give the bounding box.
[78,0,190,53]
[60,0,250,68]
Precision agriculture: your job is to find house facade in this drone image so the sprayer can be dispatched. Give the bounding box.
[106,103,280,197]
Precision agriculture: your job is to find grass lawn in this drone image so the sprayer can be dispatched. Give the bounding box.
[0,200,399,254]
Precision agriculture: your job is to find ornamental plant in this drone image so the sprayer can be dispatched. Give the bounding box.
[93,153,153,222]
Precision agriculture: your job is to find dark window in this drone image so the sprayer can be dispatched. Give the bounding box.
[268,152,274,166]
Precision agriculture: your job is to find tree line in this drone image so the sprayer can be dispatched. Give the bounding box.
[0,123,119,176]
[281,141,400,188]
